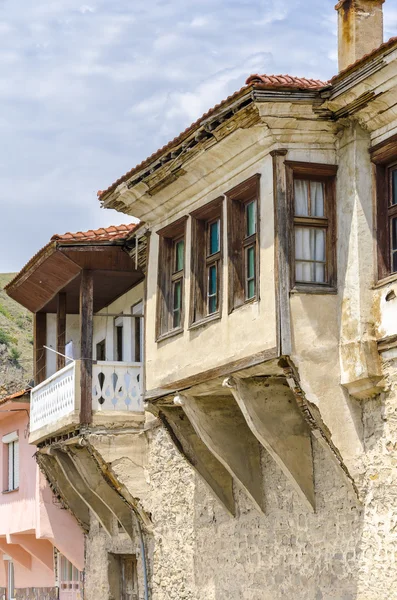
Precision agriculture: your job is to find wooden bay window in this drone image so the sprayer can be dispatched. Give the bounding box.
[286,162,337,291]
[156,217,187,339]
[371,135,397,280]
[190,198,223,325]
[226,174,261,312]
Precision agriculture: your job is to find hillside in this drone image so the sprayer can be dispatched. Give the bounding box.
[0,273,33,398]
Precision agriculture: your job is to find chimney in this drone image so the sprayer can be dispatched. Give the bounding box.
[336,0,385,72]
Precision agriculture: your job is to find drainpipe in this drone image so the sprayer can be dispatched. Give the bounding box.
[137,518,149,600]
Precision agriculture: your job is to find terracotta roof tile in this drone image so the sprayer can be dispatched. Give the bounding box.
[0,389,30,405]
[245,74,328,89]
[5,223,140,293]
[331,36,397,82]
[51,222,138,243]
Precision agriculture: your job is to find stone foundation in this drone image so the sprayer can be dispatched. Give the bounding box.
[15,589,58,600]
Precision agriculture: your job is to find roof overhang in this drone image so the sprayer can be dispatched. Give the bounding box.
[6,241,143,314]
[0,391,30,423]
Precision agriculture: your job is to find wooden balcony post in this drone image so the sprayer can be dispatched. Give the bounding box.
[56,292,66,371]
[80,270,93,425]
[33,312,46,385]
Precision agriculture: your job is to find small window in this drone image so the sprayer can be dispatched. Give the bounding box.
[2,432,19,493]
[96,340,106,361]
[156,217,187,339]
[114,317,124,361]
[7,560,14,600]
[387,165,397,274]
[132,301,143,362]
[190,198,223,324]
[226,175,260,312]
[58,554,82,592]
[286,162,337,290]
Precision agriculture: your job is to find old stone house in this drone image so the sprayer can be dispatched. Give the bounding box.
[5,0,397,598]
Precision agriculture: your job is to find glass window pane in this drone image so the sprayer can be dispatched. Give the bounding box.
[294,180,309,216]
[173,281,182,328]
[174,240,184,272]
[246,201,256,237]
[209,221,220,255]
[310,181,325,217]
[247,246,255,279]
[295,227,326,283]
[208,265,217,314]
[247,279,255,299]
[392,170,397,206]
[208,265,217,296]
[392,217,397,273]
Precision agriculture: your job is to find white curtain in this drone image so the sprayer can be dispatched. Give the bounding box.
[294,180,324,217]
[295,227,325,283]
[294,180,309,215]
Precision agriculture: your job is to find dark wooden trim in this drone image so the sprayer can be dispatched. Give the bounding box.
[284,161,338,178]
[272,150,292,356]
[286,160,337,291]
[190,197,224,325]
[226,174,261,313]
[145,346,279,400]
[156,215,188,238]
[79,270,93,425]
[56,293,66,371]
[34,312,47,385]
[370,133,397,165]
[156,219,187,339]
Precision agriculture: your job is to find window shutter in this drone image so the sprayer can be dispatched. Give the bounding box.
[8,443,13,491]
[13,440,19,489]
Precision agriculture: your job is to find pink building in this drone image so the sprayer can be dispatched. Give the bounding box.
[0,390,84,600]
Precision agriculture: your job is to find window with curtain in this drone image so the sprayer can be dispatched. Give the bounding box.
[190,197,223,325]
[293,179,327,284]
[287,162,337,290]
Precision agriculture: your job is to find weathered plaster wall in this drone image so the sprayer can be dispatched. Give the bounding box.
[145,146,278,393]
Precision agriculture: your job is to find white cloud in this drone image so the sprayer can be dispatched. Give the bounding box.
[0,0,368,271]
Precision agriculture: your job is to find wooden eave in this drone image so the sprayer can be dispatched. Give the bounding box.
[101,86,329,214]
[6,242,144,314]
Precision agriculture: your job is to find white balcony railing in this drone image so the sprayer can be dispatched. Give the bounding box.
[92,361,143,412]
[30,362,78,435]
[30,361,143,438]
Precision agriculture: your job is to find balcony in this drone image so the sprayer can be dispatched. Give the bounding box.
[30,360,144,444]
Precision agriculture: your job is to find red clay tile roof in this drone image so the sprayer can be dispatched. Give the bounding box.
[0,389,30,405]
[5,223,140,294]
[51,223,139,243]
[245,74,328,89]
[331,36,397,82]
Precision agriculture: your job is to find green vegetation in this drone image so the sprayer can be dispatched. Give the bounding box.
[0,273,33,397]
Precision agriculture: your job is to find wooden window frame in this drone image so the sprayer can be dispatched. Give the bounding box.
[226,174,261,313]
[156,216,187,341]
[190,197,223,327]
[370,134,397,282]
[285,161,337,293]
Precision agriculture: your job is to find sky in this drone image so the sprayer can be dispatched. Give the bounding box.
[1,0,397,273]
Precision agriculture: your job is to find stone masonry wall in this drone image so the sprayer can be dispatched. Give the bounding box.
[85,359,397,600]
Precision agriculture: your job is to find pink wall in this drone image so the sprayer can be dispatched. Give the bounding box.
[0,399,85,587]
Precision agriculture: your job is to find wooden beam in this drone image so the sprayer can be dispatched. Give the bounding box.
[160,406,236,515]
[225,376,315,511]
[180,394,265,513]
[37,454,90,532]
[80,270,94,424]
[68,447,135,540]
[53,450,114,536]
[271,149,292,356]
[34,312,47,385]
[56,293,66,371]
